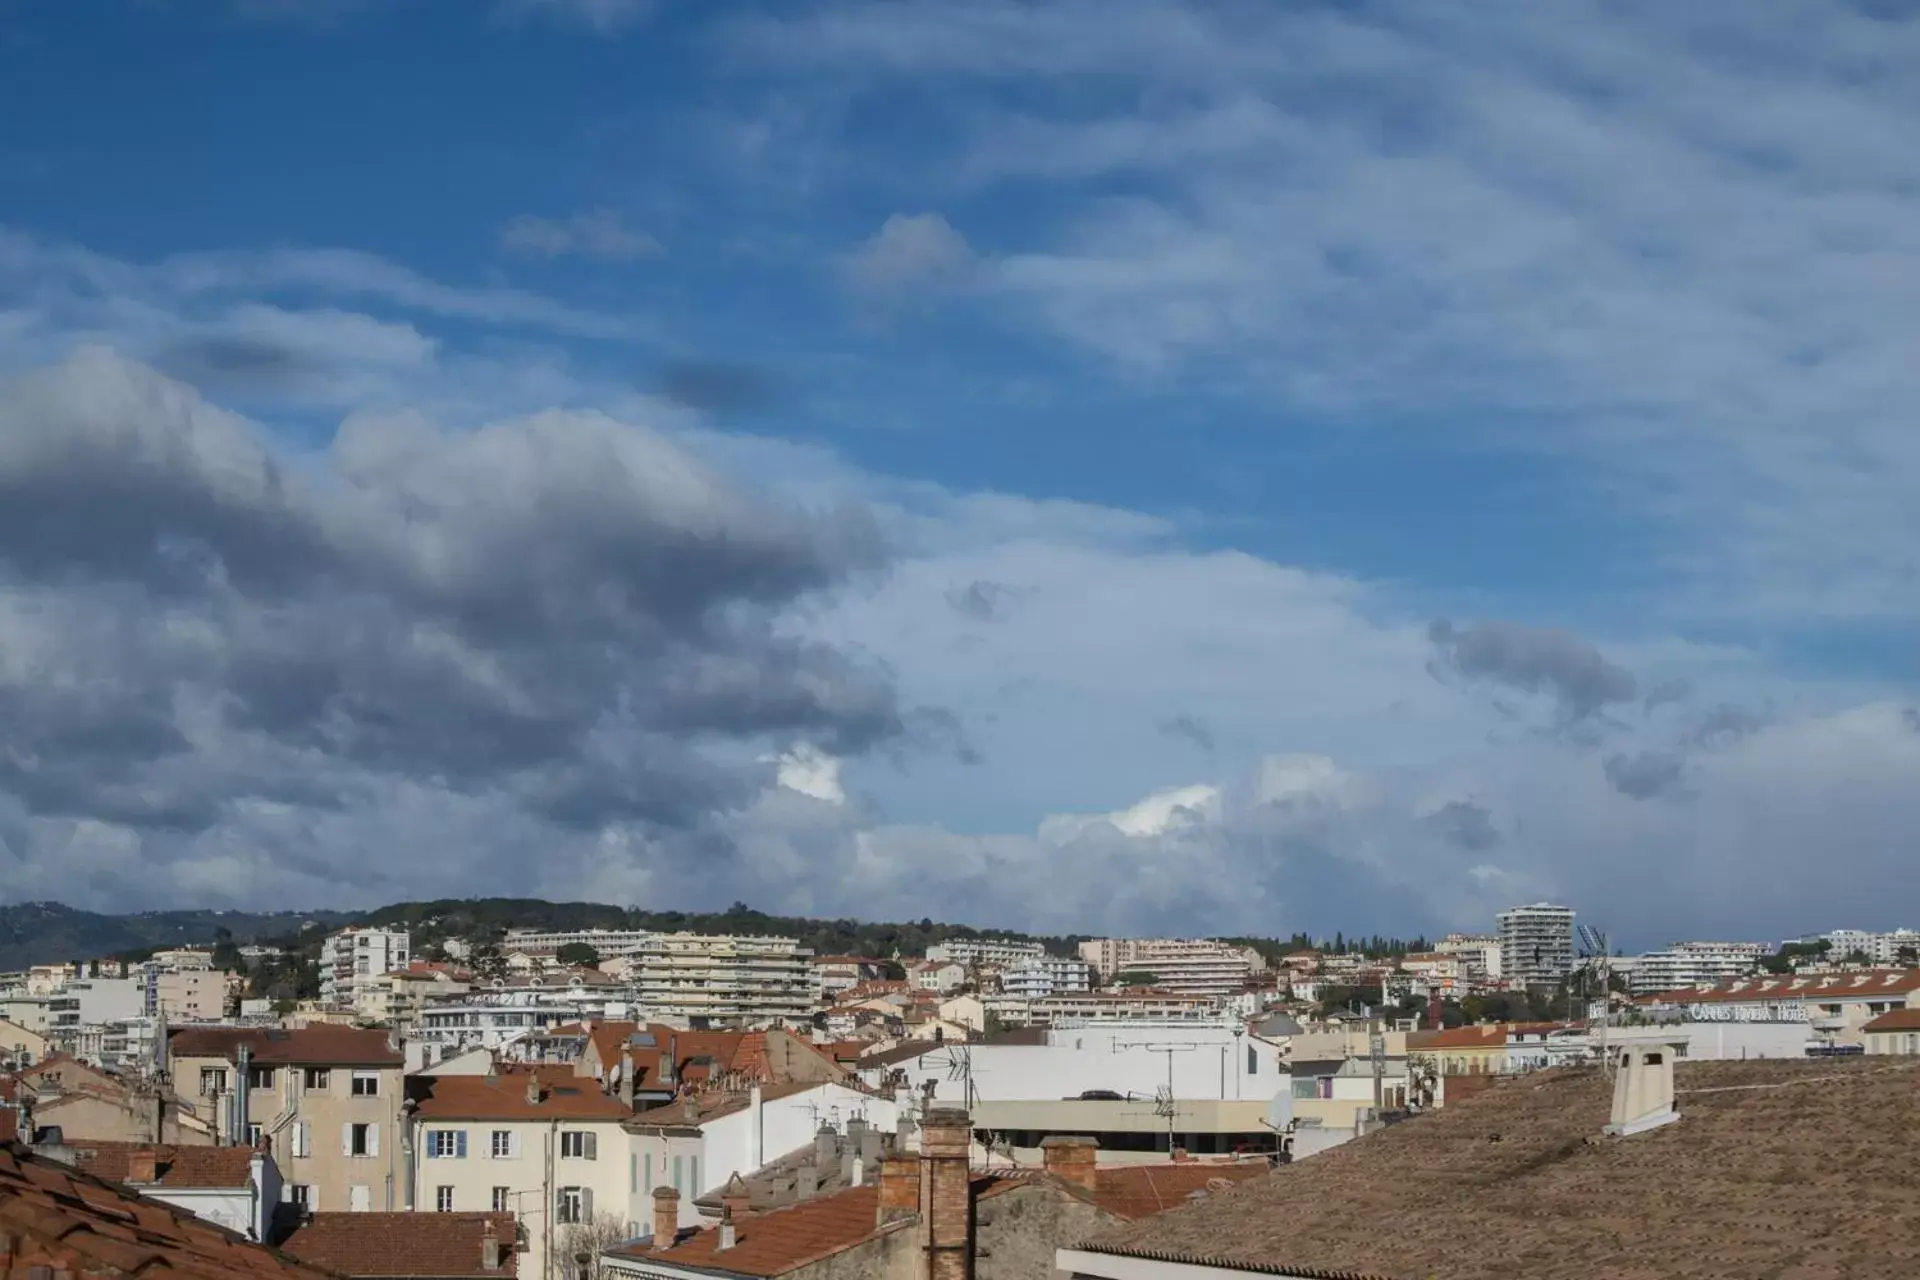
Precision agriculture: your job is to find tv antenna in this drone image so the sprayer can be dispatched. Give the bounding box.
[1576,925,1611,1073]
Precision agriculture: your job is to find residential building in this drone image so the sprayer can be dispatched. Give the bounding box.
[603,1110,1267,1280]
[987,990,1223,1027]
[1060,1054,1920,1280]
[1628,942,1771,995]
[150,948,216,971]
[0,994,53,1037]
[47,1141,281,1242]
[909,960,968,995]
[320,927,412,1008]
[0,1015,50,1066]
[11,1053,213,1148]
[72,1015,162,1074]
[1434,933,1502,979]
[998,959,1094,999]
[156,969,232,1022]
[630,934,813,1028]
[1863,1009,1920,1055]
[1820,927,1920,965]
[416,989,643,1057]
[0,1143,337,1280]
[280,1212,521,1279]
[25,963,80,996]
[45,976,147,1040]
[1406,1024,1510,1077]
[1075,940,1255,997]
[1636,969,1920,1045]
[167,1025,407,1216]
[809,956,885,1001]
[503,928,655,958]
[408,1065,634,1280]
[1496,903,1575,986]
[924,938,1047,970]
[356,962,474,1028]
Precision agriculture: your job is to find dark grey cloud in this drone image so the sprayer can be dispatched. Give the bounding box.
[1157,713,1215,752]
[657,361,780,416]
[1604,750,1689,800]
[1428,617,1637,722]
[1424,799,1499,852]
[946,579,1014,622]
[1689,703,1767,748]
[155,335,322,391]
[0,350,914,897]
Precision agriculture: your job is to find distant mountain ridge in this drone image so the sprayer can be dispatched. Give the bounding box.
[0,901,355,970]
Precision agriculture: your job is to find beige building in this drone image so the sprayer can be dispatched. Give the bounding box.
[155,970,232,1022]
[0,1016,50,1066]
[166,1025,406,1216]
[409,1064,635,1280]
[1074,940,1256,997]
[631,934,813,1028]
[356,963,473,1028]
[1863,1008,1920,1055]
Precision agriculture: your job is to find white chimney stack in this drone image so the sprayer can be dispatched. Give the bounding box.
[1605,1039,1681,1137]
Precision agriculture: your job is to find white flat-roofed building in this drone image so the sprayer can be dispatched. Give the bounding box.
[924,938,1047,969]
[1629,942,1771,995]
[500,927,654,957]
[1498,904,1575,986]
[1820,928,1920,965]
[1000,958,1095,999]
[631,933,812,1028]
[1076,939,1255,997]
[319,927,410,1008]
[1435,933,1503,980]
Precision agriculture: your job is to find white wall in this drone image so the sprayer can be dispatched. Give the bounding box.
[868,1025,1288,1105]
[1674,1021,1812,1060]
[681,1084,902,1227]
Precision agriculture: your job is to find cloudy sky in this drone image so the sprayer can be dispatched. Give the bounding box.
[2,0,1918,946]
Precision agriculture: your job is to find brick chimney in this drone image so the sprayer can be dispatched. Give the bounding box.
[651,1186,681,1249]
[720,1172,750,1222]
[919,1108,972,1280]
[876,1154,919,1224]
[480,1222,505,1272]
[126,1146,161,1184]
[525,1078,543,1106]
[1039,1136,1098,1192]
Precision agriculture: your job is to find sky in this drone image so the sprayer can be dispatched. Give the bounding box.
[2,0,1919,947]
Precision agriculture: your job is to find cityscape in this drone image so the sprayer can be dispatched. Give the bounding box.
[6,2,1920,1278]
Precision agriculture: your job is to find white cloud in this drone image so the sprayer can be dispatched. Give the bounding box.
[500,210,663,261]
[844,213,976,296]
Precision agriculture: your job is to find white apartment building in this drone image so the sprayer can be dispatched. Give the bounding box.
[416,989,643,1055]
[1497,904,1576,987]
[149,949,214,972]
[629,934,812,1028]
[502,928,655,958]
[1629,942,1772,996]
[1435,933,1503,980]
[1821,929,1920,965]
[319,927,411,1008]
[46,977,146,1039]
[923,938,1047,970]
[910,960,968,995]
[1076,939,1256,997]
[999,958,1095,999]
[985,989,1223,1027]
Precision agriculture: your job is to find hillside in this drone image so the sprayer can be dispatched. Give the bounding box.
[0,902,354,970]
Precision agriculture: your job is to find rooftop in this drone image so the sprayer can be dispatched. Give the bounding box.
[412,1066,634,1122]
[0,1142,332,1280]
[61,1142,256,1189]
[1639,968,1920,1005]
[1863,1008,1920,1033]
[279,1211,518,1278]
[168,1025,404,1067]
[615,1184,897,1277]
[625,1081,824,1131]
[1079,1057,1920,1280]
[1086,1162,1269,1220]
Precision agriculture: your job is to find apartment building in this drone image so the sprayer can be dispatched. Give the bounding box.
[909,960,968,995]
[1821,928,1920,965]
[354,963,473,1028]
[409,1066,634,1280]
[319,927,411,1008]
[166,1025,407,1216]
[155,970,231,1022]
[46,977,146,1041]
[1434,933,1503,979]
[1076,939,1255,997]
[809,956,884,1001]
[1629,942,1771,996]
[923,938,1046,970]
[502,928,654,957]
[999,958,1095,999]
[1496,904,1576,986]
[629,934,812,1028]
[150,949,214,972]
[986,990,1223,1027]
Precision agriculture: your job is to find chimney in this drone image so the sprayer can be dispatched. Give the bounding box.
[720,1172,750,1222]
[620,1050,636,1109]
[717,1206,738,1252]
[814,1122,839,1168]
[681,1094,700,1123]
[747,1084,764,1171]
[1039,1136,1098,1192]
[877,1155,919,1223]
[858,1123,883,1168]
[126,1146,160,1184]
[1606,1041,1680,1137]
[652,1186,681,1249]
[919,1108,973,1280]
[1171,1147,1190,1164]
[850,1155,865,1187]
[525,1078,543,1106]
[796,1166,820,1201]
[481,1223,505,1272]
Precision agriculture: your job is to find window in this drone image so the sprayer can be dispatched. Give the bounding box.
[345,1122,378,1157]
[248,1066,275,1090]
[246,1123,263,1145]
[491,1130,516,1159]
[556,1186,592,1225]
[287,1184,312,1212]
[304,1067,331,1091]
[670,1155,682,1194]
[436,1186,455,1213]
[291,1121,310,1158]
[427,1129,468,1159]
[559,1130,598,1160]
[492,1186,511,1213]
[199,1067,227,1097]
[1247,1046,1258,1075]
[350,1070,380,1097]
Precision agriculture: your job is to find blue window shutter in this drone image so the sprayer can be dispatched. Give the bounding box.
[457,1131,468,1158]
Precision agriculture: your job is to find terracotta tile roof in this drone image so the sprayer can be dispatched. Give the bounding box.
[65,1142,257,1189]
[1863,1008,1920,1032]
[625,1081,822,1131]
[1089,1163,1270,1220]
[610,1185,901,1277]
[1639,968,1920,1005]
[1406,1025,1507,1051]
[168,1026,403,1067]
[0,1142,333,1280]
[1081,1058,1920,1280]
[413,1067,633,1121]
[280,1211,518,1278]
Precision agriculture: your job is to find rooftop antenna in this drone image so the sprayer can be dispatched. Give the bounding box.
[1576,925,1611,1074]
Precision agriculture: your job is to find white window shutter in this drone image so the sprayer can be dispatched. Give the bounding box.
[368,1124,380,1158]
[511,1131,522,1159]
[582,1188,594,1220]
[584,1132,597,1161]
[341,1123,352,1156]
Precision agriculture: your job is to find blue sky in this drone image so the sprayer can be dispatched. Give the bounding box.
[2,0,1919,946]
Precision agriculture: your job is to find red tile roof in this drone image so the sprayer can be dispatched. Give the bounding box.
[610,1185,901,1277]
[1863,1008,1920,1032]
[168,1026,403,1067]
[280,1211,518,1278]
[65,1143,257,1189]
[1407,1024,1508,1050]
[0,1142,333,1280]
[413,1066,633,1121]
[1089,1163,1270,1220]
[626,1081,822,1131]
[1639,969,1920,1005]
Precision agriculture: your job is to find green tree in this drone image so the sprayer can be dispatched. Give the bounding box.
[556,942,601,967]
[1114,970,1159,987]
